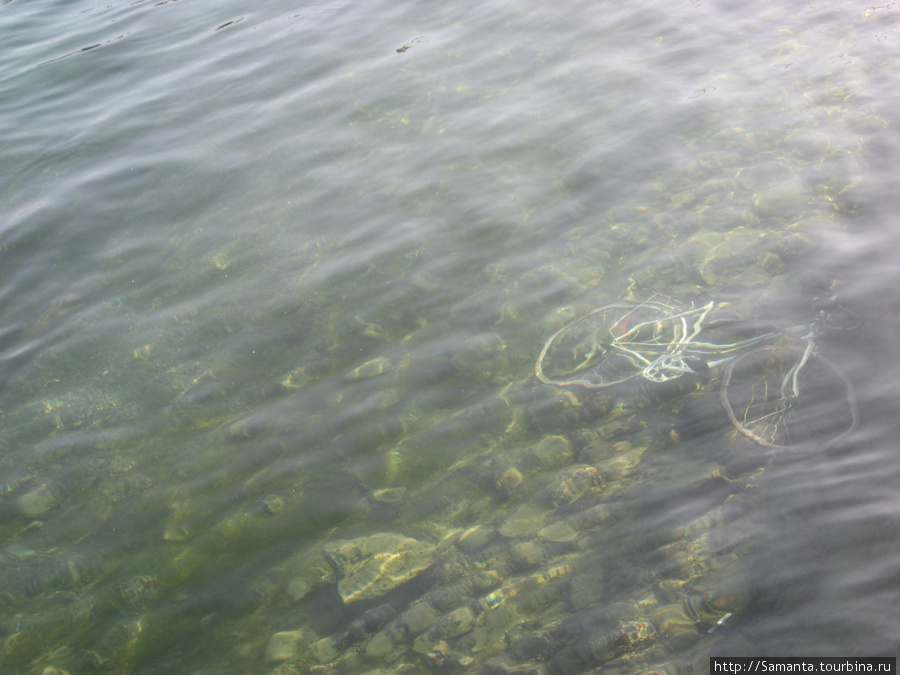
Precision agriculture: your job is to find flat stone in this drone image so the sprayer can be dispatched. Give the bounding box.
[538,520,578,543]
[16,485,56,518]
[324,532,434,604]
[265,630,303,663]
[498,505,545,539]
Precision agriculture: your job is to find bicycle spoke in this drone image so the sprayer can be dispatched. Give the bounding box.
[721,346,858,450]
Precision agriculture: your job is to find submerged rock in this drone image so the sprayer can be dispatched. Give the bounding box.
[265,630,304,663]
[324,532,435,604]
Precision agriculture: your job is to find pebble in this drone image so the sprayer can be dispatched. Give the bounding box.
[265,630,303,663]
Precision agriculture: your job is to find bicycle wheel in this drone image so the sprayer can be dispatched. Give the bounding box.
[535,300,676,388]
[720,345,858,450]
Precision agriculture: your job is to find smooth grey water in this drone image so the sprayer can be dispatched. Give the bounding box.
[1,0,899,673]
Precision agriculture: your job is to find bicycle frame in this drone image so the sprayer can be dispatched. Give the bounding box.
[536,297,786,389]
[536,296,859,451]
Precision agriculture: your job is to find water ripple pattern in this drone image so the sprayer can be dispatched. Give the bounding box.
[0,0,899,673]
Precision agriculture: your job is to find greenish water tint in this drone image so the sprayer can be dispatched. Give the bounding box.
[1,0,899,672]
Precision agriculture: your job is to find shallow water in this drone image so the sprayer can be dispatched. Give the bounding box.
[1,0,899,673]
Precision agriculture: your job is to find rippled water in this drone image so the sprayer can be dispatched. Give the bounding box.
[1,0,899,673]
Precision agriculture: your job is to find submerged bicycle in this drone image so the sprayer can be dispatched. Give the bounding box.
[535,295,859,451]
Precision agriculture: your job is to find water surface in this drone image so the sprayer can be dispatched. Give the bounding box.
[1,0,899,673]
